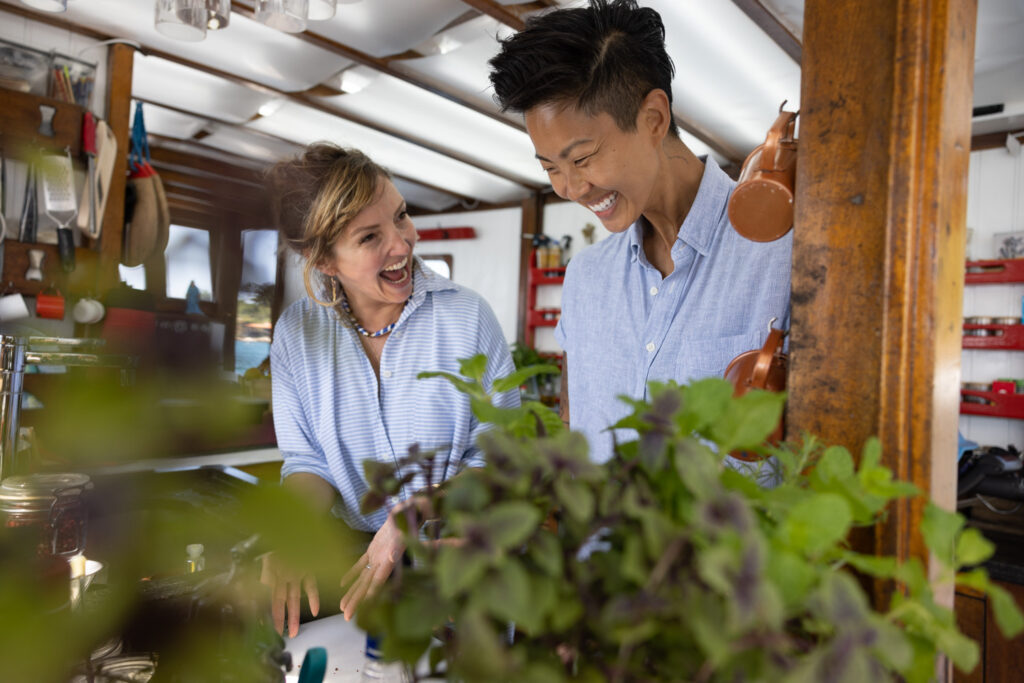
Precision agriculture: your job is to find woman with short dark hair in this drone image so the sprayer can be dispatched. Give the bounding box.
[489,0,791,467]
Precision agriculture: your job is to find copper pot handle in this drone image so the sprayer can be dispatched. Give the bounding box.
[760,108,797,174]
[751,328,785,389]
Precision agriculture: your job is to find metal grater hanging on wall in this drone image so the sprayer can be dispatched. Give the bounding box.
[39,147,77,272]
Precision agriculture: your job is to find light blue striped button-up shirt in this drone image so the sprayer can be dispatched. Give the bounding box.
[555,157,792,464]
[271,258,519,532]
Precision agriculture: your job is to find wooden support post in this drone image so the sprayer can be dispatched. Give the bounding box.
[96,42,133,293]
[790,0,976,609]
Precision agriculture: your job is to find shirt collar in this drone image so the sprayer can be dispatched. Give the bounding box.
[397,256,457,325]
[627,156,733,262]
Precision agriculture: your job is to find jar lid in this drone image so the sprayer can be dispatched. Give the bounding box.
[0,473,91,503]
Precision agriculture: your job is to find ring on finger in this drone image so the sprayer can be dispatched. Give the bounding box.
[365,563,372,570]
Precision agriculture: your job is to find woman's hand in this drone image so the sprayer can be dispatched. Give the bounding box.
[260,552,320,638]
[338,508,406,621]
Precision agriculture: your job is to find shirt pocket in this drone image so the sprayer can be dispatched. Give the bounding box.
[672,332,766,384]
[411,379,464,454]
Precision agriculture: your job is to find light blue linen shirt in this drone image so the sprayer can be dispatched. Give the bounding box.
[271,258,519,532]
[554,157,792,464]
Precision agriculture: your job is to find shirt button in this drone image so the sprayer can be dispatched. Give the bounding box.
[646,342,655,352]
[382,369,392,379]
[650,286,658,296]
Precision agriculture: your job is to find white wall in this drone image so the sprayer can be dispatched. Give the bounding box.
[960,145,1024,448]
[412,207,522,343]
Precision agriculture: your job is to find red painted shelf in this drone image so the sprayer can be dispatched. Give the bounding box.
[526,250,566,346]
[960,389,1024,420]
[529,268,566,286]
[528,309,561,327]
[965,258,1024,284]
[962,324,1024,349]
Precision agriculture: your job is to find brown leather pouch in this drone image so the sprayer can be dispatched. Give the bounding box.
[722,327,788,461]
[728,103,798,242]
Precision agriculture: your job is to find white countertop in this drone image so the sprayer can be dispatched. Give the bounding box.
[90,447,282,475]
[283,614,420,682]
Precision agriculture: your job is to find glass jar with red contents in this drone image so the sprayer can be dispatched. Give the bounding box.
[0,472,92,557]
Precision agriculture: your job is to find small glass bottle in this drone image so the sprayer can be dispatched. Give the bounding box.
[360,634,410,682]
[185,543,205,574]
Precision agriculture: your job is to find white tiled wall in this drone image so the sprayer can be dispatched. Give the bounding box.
[961,145,1024,448]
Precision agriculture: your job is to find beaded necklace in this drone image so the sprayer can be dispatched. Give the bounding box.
[339,292,410,338]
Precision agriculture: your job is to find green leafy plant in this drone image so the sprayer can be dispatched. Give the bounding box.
[357,356,1023,682]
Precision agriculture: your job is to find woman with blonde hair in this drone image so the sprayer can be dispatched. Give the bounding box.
[262,143,518,637]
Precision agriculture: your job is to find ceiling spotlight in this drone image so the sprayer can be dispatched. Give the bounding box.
[333,65,378,94]
[258,98,286,117]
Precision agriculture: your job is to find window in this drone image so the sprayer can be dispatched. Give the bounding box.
[421,254,453,279]
[235,230,278,376]
[164,224,213,301]
[118,263,147,290]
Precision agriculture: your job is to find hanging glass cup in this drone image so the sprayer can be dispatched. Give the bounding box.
[256,0,309,33]
[154,0,208,42]
[307,0,336,21]
[206,0,231,30]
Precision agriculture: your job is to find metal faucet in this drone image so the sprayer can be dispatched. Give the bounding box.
[0,335,137,481]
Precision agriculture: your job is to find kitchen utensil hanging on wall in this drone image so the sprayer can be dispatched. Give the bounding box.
[77,117,117,241]
[81,112,99,244]
[39,147,77,272]
[18,160,38,244]
[122,103,170,267]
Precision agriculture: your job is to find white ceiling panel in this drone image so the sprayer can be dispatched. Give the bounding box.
[650,0,802,155]
[317,72,546,186]
[397,22,517,119]
[60,0,346,91]
[391,177,460,213]
[283,0,474,59]
[132,54,274,123]
[196,126,304,165]
[247,101,531,204]
[131,100,205,140]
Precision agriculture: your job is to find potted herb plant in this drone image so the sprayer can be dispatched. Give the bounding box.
[357,356,1023,682]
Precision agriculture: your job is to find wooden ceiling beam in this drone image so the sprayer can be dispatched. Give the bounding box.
[152,167,263,201]
[135,99,483,206]
[162,182,268,216]
[146,133,273,171]
[730,0,802,65]
[148,146,265,185]
[458,0,526,30]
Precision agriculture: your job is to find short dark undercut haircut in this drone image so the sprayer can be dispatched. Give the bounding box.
[488,0,678,137]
